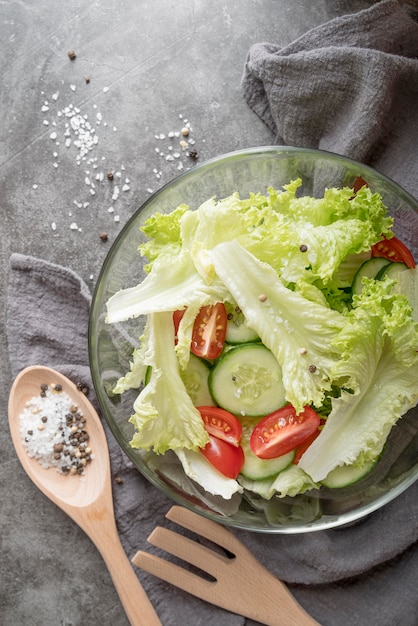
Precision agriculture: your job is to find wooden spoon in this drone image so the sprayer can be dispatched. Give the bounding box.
[8,365,161,626]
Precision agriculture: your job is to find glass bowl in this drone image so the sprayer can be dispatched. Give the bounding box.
[89,146,418,533]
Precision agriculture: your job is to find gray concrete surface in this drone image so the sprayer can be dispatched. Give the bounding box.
[0,1,413,625]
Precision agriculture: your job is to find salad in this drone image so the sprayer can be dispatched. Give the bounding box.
[105,178,418,501]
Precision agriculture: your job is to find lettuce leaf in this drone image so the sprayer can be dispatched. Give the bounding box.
[106,252,230,324]
[128,311,209,454]
[139,204,189,271]
[299,278,418,481]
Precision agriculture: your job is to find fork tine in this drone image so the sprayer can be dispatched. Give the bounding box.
[147,526,230,578]
[132,550,217,604]
[166,505,242,554]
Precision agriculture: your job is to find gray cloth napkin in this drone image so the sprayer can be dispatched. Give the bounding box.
[242,0,418,197]
[7,2,418,625]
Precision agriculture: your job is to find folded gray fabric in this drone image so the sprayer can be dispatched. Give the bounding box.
[242,0,418,187]
[7,2,418,625]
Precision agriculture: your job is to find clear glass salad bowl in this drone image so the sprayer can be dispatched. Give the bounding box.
[89,146,418,533]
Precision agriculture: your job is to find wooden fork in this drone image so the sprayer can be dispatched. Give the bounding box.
[132,505,321,626]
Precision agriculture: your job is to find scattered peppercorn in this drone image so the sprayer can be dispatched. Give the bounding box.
[85,77,90,84]
[68,50,77,61]
[114,476,124,485]
[299,244,308,253]
[76,381,89,396]
[100,232,108,242]
[309,364,317,373]
[107,172,114,181]
[188,148,198,159]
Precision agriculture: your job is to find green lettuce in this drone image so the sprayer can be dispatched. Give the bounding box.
[106,252,230,324]
[299,277,418,482]
[107,181,392,324]
[127,311,209,454]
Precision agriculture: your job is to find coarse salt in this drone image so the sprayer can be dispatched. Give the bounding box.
[20,384,93,475]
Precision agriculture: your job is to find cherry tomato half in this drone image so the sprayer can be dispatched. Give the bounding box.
[292,419,326,465]
[371,235,416,269]
[200,434,245,479]
[173,304,227,359]
[352,176,368,194]
[173,309,185,342]
[250,405,321,460]
[198,406,242,447]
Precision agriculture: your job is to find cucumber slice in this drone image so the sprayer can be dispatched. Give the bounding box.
[320,459,377,489]
[240,430,294,480]
[225,302,259,344]
[374,261,409,281]
[208,343,286,417]
[180,354,214,406]
[351,257,390,296]
[394,267,418,321]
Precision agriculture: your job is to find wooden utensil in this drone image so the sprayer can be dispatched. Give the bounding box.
[132,505,321,626]
[8,365,161,626]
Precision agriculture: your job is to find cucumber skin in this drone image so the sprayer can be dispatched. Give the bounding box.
[351,257,390,296]
[320,458,377,489]
[239,425,294,480]
[240,445,294,480]
[374,261,408,281]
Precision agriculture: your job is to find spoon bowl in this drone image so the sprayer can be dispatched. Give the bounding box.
[8,365,161,626]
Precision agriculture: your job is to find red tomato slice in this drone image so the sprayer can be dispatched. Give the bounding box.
[292,419,326,465]
[173,304,227,359]
[371,235,416,268]
[198,406,242,447]
[173,309,185,342]
[200,434,245,479]
[191,303,227,360]
[352,176,368,194]
[250,405,321,460]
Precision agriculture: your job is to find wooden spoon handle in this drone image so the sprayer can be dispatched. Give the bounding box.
[87,516,161,626]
